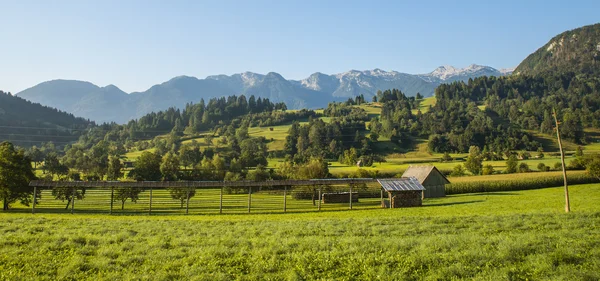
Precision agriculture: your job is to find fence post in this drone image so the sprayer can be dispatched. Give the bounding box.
[283,186,287,213]
[248,186,252,213]
[32,186,37,214]
[110,187,114,214]
[219,186,223,214]
[71,187,75,214]
[349,184,353,210]
[149,187,153,215]
[318,186,322,211]
[380,188,384,208]
[186,189,190,215]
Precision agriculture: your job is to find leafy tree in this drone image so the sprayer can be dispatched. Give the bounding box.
[465,146,483,175]
[505,155,519,174]
[88,140,110,178]
[0,142,35,210]
[129,152,162,181]
[212,154,226,180]
[235,124,250,142]
[204,135,214,147]
[561,112,584,143]
[114,187,144,210]
[168,187,196,208]
[341,148,358,166]
[239,138,268,168]
[537,163,548,172]
[587,155,600,180]
[52,187,86,210]
[160,152,180,181]
[179,144,202,170]
[107,156,123,181]
[26,146,44,169]
[246,164,270,181]
[297,158,330,179]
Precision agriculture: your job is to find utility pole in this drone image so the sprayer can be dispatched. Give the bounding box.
[553,108,570,213]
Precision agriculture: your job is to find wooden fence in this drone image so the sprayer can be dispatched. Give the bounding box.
[26,179,387,215]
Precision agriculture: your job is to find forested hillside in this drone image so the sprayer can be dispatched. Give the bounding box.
[515,23,600,76]
[371,72,599,154]
[0,91,95,147]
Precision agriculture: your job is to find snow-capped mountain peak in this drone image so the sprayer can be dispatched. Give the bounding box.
[419,64,511,83]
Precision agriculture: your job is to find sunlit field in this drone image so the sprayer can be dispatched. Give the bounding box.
[1,184,599,280]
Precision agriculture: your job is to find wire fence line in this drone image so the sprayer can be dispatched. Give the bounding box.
[26,181,388,215]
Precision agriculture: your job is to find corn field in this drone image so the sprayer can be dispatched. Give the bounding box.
[446,173,598,194]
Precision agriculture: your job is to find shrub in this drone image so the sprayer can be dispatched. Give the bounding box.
[451,164,466,177]
[482,165,495,175]
[568,158,586,170]
[505,155,518,174]
[537,163,547,171]
[554,162,563,170]
[518,163,530,173]
[441,152,453,162]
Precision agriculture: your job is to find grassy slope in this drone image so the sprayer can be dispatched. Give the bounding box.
[327,155,576,176]
[1,184,599,280]
[123,99,599,178]
[419,96,436,113]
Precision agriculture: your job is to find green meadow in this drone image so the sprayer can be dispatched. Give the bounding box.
[1,184,599,280]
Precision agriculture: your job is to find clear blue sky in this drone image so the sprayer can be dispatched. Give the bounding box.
[1,0,599,94]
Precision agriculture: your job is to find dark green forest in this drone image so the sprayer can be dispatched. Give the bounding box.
[0,91,94,147]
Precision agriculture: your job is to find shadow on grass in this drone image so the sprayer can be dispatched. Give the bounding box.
[423,200,485,207]
[450,192,521,197]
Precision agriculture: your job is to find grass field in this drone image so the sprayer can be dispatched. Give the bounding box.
[326,155,575,176]
[418,96,436,113]
[1,184,599,280]
[248,124,299,152]
[18,186,384,215]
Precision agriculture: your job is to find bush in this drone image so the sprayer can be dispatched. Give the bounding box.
[518,163,530,173]
[446,173,598,195]
[554,162,563,170]
[441,152,453,162]
[450,164,466,177]
[568,158,586,170]
[505,155,518,174]
[537,163,547,171]
[482,165,495,175]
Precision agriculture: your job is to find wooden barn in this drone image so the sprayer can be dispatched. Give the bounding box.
[378,177,426,208]
[401,165,450,198]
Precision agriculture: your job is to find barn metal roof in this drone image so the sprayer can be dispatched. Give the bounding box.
[377,177,426,192]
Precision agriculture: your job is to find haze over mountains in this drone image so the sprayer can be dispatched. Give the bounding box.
[16,64,512,124]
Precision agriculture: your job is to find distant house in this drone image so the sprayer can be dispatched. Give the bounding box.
[401,165,450,198]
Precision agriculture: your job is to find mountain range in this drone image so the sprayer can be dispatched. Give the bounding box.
[15,64,513,124]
